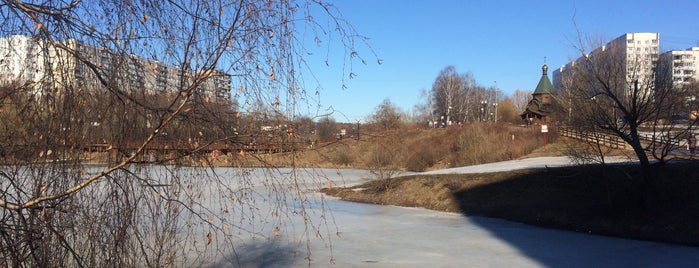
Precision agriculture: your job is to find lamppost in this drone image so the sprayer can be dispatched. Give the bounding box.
[494,81,498,123]
[447,105,452,126]
[493,102,498,123]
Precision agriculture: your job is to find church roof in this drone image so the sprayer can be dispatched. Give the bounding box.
[533,64,553,95]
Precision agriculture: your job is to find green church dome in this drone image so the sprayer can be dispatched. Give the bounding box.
[533,64,553,95]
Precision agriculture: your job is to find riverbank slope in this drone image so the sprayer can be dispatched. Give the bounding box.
[322,155,699,247]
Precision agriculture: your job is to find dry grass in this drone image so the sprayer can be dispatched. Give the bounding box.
[258,124,550,171]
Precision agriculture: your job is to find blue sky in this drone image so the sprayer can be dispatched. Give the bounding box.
[304,0,699,122]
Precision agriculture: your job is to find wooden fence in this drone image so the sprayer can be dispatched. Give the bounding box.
[559,127,692,151]
[559,127,627,149]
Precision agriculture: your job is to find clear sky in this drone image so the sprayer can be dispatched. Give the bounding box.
[304,0,699,123]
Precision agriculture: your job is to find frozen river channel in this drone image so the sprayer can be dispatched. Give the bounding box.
[201,157,698,267]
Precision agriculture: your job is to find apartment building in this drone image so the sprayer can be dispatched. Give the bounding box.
[553,32,660,93]
[0,35,51,95]
[657,47,699,88]
[620,32,660,83]
[0,35,231,100]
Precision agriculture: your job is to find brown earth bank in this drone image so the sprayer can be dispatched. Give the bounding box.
[321,161,699,247]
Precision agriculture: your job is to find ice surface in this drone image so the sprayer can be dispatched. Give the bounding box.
[202,157,698,267]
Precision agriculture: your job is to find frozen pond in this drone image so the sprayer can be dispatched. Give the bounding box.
[197,161,699,267]
[3,158,696,267]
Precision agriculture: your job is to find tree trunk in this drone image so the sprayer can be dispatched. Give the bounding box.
[628,125,650,167]
[629,139,650,167]
[628,126,656,212]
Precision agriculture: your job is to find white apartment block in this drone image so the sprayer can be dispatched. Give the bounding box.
[0,35,51,95]
[553,32,660,93]
[617,32,660,84]
[658,47,699,88]
[0,35,231,100]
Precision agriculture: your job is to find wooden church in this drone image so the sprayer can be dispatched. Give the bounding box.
[521,64,554,125]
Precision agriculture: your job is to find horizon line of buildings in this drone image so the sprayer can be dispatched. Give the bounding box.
[0,34,232,101]
[552,32,699,92]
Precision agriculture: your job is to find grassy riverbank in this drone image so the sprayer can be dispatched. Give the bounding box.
[321,157,699,247]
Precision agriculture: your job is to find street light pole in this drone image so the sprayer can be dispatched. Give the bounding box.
[447,106,452,126]
[494,81,498,123]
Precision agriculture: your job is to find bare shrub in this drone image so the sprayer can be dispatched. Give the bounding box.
[452,124,548,167]
[453,125,490,165]
[316,117,339,142]
[367,141,401,179]
[332,150,354,166]
[405,141,439,172]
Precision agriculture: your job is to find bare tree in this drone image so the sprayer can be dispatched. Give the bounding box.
[412,87,434,124]
[431,66,495,124]
[512,89,533,117]
[452,71,479,123]
[497,97,518,124]
[370,98,403,130]
[560,33,695,168]
[316,116,338,141]
[0,0,372,267]
[432,66,463,125]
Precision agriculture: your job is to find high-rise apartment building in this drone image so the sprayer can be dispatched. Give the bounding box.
[0,35,231,100]
[553,32,660,93]
[657,47,699,88]
[620,32,660,83]
[0,35,51,95]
